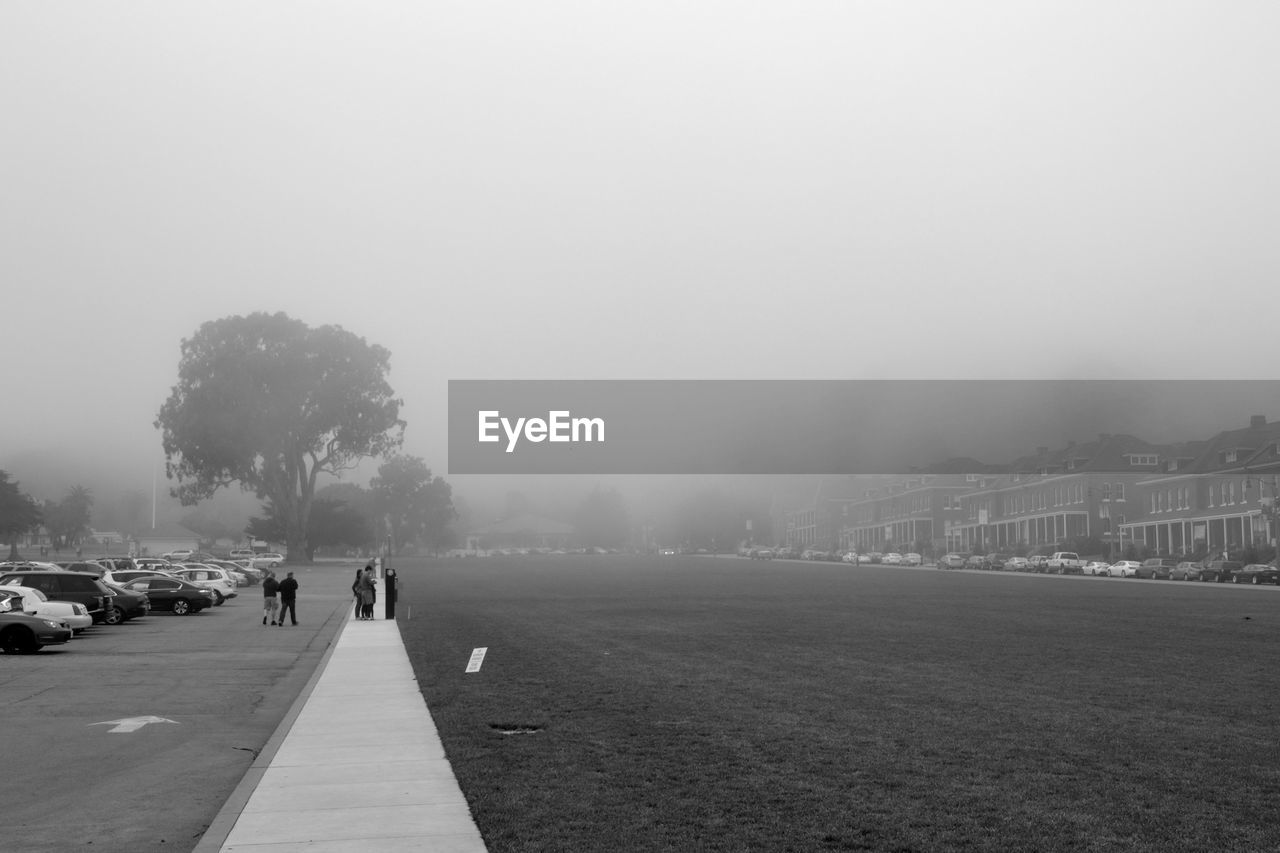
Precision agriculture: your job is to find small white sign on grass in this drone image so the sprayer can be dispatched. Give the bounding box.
[466,647,488,673]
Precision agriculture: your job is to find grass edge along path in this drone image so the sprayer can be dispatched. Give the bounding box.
[395,555,1280,853]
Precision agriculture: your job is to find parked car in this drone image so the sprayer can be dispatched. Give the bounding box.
[99,581,150,623]
[965,554,986,569]
[1047,552,1086,574]
[1171,562,1202,581]
[171,566,237,604]
[1195,560,1243,582]
[1107,560,1143,578]
[937,553,966,569]
[983,554,1009,571]
[0,584,93,633]
[207,561,251,586]
[0,594,74,653]
[228,549,257,560]
[1004,557,1029,572]
[0,570,115,624]
[118,576,215,615]
[902,553,922,567]
[134,557,177,572]
[1229,564,1280,585]
[225,561,265,584]
[1027,555,1051,572]
[750,548,774,560]
[163,549,194,561]
[1138,557,1179,580]
[1084,561,1112,576]
[101,569,177,586]
[250,552,285,569]
[882,553,903,566]
[92,556,142,573]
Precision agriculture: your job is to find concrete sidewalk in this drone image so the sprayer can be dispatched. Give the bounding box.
[197,603,488,852]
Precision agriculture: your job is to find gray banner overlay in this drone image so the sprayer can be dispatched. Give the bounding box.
[448,380,1280,475]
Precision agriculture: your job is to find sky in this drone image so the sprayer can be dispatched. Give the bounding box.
[3,2,1279,513]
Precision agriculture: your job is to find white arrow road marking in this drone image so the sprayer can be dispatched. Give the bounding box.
[89,716,180,733]
[466,647,487,673]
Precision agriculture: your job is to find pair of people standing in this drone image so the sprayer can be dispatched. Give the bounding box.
[353,565,377,620]
[262,570,299,626]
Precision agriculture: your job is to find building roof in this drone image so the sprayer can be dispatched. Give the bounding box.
[1185,416,1280,474]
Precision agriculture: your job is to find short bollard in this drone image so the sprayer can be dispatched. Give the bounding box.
[384,568,397,619]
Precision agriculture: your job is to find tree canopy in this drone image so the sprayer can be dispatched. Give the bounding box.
[155,312,404,562]
[247,485,377,561]
[43,485,94,552]
[0,471,43,560]
[369,455,457,555]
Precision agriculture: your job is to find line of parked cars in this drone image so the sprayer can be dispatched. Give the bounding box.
[0,552,275,653]
[934,553,1280,585]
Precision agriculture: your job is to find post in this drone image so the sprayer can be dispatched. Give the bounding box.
[384,567,397,619]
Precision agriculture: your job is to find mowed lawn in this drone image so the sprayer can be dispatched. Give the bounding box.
[396,556,1280,852]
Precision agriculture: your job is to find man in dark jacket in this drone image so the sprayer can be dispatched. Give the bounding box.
[277,571,299,626]
[262,571,280,626]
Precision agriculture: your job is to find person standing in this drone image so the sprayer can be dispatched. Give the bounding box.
[277,571,299,626]
[262,571,280,626]
[353,567,366,619]
[357,565,377,620]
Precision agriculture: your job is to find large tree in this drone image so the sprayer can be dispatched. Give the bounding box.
[0,471,43,560]
[44,485,94,551]
[369,455,457,554]
[155,312,404,562]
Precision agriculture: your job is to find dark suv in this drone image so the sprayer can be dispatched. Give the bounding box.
[1137,557,1179,579]
[0,571,114,624]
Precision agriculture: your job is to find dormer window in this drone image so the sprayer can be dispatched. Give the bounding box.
[1224,450,1238,464]
[966,474,981,482]
[1167,459,1179,472]
[1128,454,1157,466]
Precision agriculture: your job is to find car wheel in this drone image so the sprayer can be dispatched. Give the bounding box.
[1253,575,1260,585]
[0,626,40,654]
[104,606,125,625]
[213,590,225,606]
[172,598,192,615]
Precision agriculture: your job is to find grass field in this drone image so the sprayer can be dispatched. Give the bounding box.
[395,555,1280,852]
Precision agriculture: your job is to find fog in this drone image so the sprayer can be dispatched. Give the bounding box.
[3,3,1278,528]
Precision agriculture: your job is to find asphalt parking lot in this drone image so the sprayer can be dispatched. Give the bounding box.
[2,563,361,853]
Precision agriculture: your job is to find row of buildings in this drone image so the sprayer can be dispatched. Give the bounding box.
[773,415,1280,560]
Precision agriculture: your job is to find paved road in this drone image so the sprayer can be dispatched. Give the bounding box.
[1,563,362,853]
